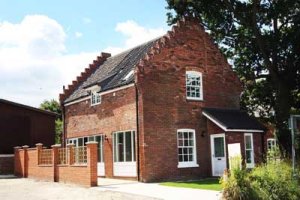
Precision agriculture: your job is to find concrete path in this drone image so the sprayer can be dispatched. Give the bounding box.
[0,178,157,200]
[97,178,221,200]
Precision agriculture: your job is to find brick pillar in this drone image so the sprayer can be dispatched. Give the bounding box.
[22,145,29,178]
[14,146,21,177]
[86,142,98,186]
[67,144,75,165]
[52,144,60,182]
[36,143,43,165]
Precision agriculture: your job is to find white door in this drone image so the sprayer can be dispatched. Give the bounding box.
[211,134,227,176]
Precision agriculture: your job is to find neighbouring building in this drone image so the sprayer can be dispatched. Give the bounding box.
[0,99,56,153]
[59,17,265,182]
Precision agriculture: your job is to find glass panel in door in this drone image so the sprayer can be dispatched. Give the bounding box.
[214,137,225,157]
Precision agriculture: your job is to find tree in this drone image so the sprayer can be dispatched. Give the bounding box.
[166,0,300,154]
[40,99,62,144]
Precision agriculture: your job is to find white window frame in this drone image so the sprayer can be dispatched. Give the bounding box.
[91,91,101,106]
[186,71,203,101]
[267,138,277,151]
[244,133,255,168]
[113,131,136,163]
[67,134,104,163]
[177,129,199,168]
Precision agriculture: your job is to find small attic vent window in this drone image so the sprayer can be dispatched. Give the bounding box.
[122,70,134,82]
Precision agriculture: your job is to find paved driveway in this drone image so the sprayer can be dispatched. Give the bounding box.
[97,178,221,200]
[0,178,156,200]
[0,177,221,200]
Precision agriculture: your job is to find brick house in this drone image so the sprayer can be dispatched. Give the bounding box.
[59,17,265,182]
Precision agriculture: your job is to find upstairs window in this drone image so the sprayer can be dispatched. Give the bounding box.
[91,91,101,106]
[186,71,203,100]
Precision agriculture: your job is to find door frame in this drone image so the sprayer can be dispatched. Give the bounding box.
[210,133,227,176]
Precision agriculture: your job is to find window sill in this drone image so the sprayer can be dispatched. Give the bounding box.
[246,164,255,168]
[186,97,203,101]
[91,102,101,106]
[177,163,199,168]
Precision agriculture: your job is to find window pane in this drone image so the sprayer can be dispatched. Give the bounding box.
[214,137,225,157]
[132,131,136,161]
[78,138,83,146]
[118,133,124,162]
[88,136,94,142]
[178,139,183,146]
[113,134,117,162]
[184,155,188,161]
[245,136,252,149]
[96,136,103,162]
[179,155,183,162]
[125,131,132,161]
[83,137,88,146]
[246,150,252,163]
[178,132,183,139]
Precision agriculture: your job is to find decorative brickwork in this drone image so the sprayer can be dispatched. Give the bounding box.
[59,52,111,102]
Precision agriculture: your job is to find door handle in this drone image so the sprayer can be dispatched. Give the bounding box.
[217,158,221,160]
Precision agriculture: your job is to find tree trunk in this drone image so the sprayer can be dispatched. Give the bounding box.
[273,77,293,156]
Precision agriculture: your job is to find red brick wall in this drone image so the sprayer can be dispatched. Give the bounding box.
[0,102,55,153]
[136,19,242,181]
[0,155,14,174]
[14,143,97,187]
[64,86,137,178]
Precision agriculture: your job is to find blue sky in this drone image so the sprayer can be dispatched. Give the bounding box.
[0,0,171,106]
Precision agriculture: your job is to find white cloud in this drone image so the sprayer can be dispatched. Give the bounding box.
[0,15,98,107]
[103,20,166,55]
[75,31,83,38]
[0,16,167,107]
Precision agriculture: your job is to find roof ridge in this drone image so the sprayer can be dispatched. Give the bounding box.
[0,99,58,116]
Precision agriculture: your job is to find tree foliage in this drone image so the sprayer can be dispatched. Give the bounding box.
[40,99,62,144]
[166,0,300,153]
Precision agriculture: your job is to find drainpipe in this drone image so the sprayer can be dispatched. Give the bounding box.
[61,103,66,147]
[135,83,140,181]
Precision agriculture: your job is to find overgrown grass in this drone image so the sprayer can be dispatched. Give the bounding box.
[160,178,222,191]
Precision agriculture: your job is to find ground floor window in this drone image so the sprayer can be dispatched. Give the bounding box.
[67,134,104,163]
[244,133,254,168]
[177,129,198,168]
[267,138,277,151]
[113,131,135,162]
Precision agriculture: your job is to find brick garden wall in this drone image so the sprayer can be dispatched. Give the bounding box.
[0,154,14,174]
[136,18,242,182]
[14,143,97,187]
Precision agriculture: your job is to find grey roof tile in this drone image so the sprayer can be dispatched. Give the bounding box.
[64,38,159,103]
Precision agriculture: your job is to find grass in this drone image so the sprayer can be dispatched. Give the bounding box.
[160,178,222,191]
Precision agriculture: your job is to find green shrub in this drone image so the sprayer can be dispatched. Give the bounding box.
[221,160,300,200]
[250,161,300,200]
[220,168,257,200]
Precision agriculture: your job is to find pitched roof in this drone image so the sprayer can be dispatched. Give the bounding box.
[202,107,265,132]
[64,38,159,103]
[0,99,58,117]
